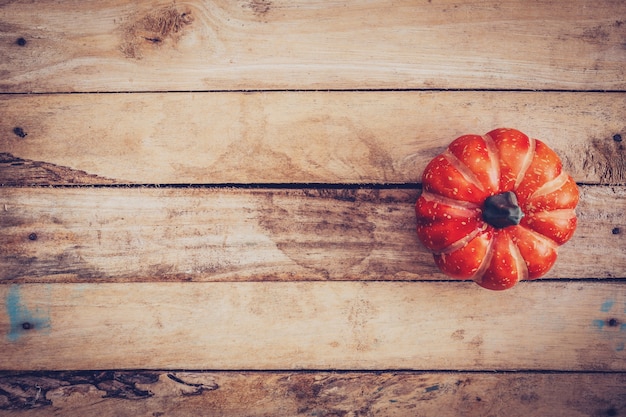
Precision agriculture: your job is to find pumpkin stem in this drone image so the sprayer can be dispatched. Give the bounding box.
[482,191,524,228]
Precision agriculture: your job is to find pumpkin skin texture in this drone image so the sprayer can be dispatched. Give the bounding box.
[416,128,579,290]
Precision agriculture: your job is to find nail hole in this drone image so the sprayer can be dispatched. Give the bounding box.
[612,227,621,235]
[13,127,27,138]
[606,408,618,417]
[28,232,38,241]
[21,322,33,330]
[613,134,622,142]
[16,37,27,46]
[608,318,619,327]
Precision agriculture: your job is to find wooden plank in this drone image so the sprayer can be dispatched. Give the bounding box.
[1,281,625,371]
[1,0,625,92]
[0,186,623,282]
[1,92,624,185]
[1,371,624,416]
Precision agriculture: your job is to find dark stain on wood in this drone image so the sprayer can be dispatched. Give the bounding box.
[0,153,119,185]
[0,251,104,283]
[582,135,625,184]
[451,329,465,340]
[207,138,312,183]
[246,0,272,17]
[0,204,109,281]
[607,318,621,327]
[12,127,27,138]
[520,391,541,404]
[120,5,193,59]
[258,190,378,278]
[578,20,626,45]
[285,374,367,416]
[582,25,611,43]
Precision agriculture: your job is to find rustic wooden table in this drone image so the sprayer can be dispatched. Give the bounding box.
[1,1,625,415]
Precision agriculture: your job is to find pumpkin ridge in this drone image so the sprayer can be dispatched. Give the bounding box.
[527,171,571,200]
[510,224,559,279]
[509,234,530,284]
[516,223,560,249]
[481,133,501,192]
[514,136,536,190]
[522,209,577,245]
[437,225,487,255]
[469,232,496,284]
[442,149,487,193]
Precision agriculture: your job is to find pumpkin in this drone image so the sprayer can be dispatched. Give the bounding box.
[415,128,579,290]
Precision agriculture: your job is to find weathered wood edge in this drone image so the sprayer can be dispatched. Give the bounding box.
[0,370,624,416]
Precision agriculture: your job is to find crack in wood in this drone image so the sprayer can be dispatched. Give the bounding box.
[166,373,219,396]
[0,371,159,410]
[0,371,222,410]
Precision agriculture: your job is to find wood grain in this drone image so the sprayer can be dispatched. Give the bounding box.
[1,0,624,413]
[1,186,623,283]
[1,370,624,416]
[1,281,625,371]
[1,92,625,185]
[1,0,625,92]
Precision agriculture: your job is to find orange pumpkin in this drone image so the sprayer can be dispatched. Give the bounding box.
[415,128,579,290]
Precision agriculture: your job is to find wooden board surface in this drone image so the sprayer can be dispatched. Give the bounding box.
[1,370,625,416]
[1,281,625,371]
[2,0,626,414]
[1,91,625,185]
[1,186,623,283]
[1,0,625,92]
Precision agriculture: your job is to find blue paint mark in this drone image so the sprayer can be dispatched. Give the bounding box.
[5,285,51,342]
[425,384,440,392]
[621,323,626,332]
[617,342,625,352]
[600,299,615,312]
[592,319,606,330]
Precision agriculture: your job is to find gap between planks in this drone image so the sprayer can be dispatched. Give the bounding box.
[2,88,626,94]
